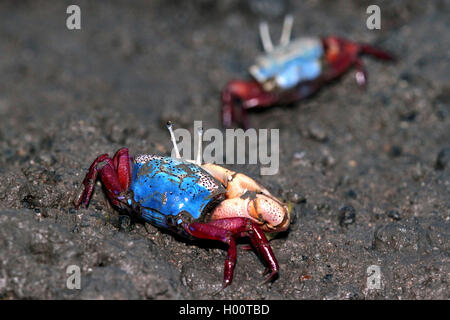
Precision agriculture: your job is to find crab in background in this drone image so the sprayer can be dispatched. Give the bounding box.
[222,15,395,128]
[74,122,290,288]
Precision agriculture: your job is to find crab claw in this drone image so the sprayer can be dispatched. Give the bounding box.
[210,193,290,233]
[251,193,290,233]
[201,163,291,233]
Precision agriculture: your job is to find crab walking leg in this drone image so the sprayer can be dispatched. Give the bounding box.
[221,81,253,129]
[112,147,132,191]
[323,52,367,87]
[323,36,395,62]
[221,80,278,128]
[354,57,368,87]
[74,151,129,208]
[323,53,354,82]
[221,79,322,128]
[208,218,279,283]
[184,222,237,288]
[322,37,395,85]
[359,42,396,61]
[185,217,279,288]
[74,154,109,208]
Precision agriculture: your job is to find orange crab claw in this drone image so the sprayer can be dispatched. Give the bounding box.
[210,193,289,233]
[201,163,290,233]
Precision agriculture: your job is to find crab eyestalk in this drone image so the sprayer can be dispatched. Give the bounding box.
[166,121,181,159]
[196,126,203,166]
[279,15,294,46]
[259,21,274,53]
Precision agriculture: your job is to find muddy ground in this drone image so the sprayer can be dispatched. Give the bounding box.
[0,0,448,300]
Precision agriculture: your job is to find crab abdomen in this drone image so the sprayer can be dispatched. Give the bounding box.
[129,155,225,230]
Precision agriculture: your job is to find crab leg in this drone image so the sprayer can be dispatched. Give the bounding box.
[221,78,325,128]
[185,217,279,288]
[354,57,368,87]
[221,80,279,128]
[360,42,395,61]
[221,80,257,128]
[323,54,353,82]
[185,221,237,288]
[112,147,132,190]
[74,148,131,208]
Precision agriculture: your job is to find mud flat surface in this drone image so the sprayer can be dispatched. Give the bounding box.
[0,0,448,299]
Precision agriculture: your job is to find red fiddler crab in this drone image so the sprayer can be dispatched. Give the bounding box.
[221,15,395,128]
[74,122,290,288]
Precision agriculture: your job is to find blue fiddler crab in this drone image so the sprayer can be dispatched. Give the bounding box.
[74,122,290,288]
[222,15,395,128]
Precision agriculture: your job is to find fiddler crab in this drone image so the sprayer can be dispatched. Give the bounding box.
[222,15,395,128]
[74,122,290,288]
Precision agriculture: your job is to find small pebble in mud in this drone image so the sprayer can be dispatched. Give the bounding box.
[348,160,357,167]
[323,274,333,283]
[285,190,306,204]
[399,72,413,83]
[40,208,49,217]
[435,147,450,170]
[321,154,336,168]
[345,189,357,199]
[338,206,356,227]
[385,144,403,158]
[398,110,417,122]
[306,121,328,142]
[387,210,401,221]
[411,162,424,180]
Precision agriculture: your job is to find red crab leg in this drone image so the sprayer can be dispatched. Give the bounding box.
[323,36,394,85]
[185,217,279,288]
[354,57,368,87]
[112,148,132,191]
[323,53,353,81]
[222,79,324,128]
[360,43,395,61]
[74,148,131,208]
[222,80,274,128]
